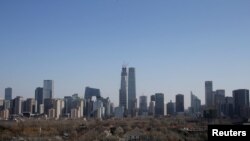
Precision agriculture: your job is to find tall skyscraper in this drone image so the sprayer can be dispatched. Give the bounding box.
[233,89,249,118]
[167,100,175,115]
[35,87,43,113]
[5,87,12,100]
[205,81,213,108]
[139,95,147,116]
[190,92,201,114]
[176,94,184,113]
[43,80,54,100]
[128,67,137,116]
[155,93,164,116]
[214,89,225,116]
[119,66,128,110]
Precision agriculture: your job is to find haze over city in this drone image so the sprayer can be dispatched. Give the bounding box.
[0,0,250,108]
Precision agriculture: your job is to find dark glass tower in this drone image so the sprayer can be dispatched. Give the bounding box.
[128,67,136,116]
[233,89,249,118]
[205,81,213,108]
[119,66,128,110]
[155,93,164,116]
[5,87,12,100]
[176,94,184,113]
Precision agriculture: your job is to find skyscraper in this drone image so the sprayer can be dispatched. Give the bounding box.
[35,87,43,113]
[223,96,234,118]
[5,87,12,100]
[205,81,213,108]
[119,66,128,110]
[190,92,201,114]
[84,87,101,100]
[139,95,147,116]
[128,67,137,116]
[155,93,164,116]
[233,89,249,118]
[167,100,175,115]
[13,96,23,115]
[214,89,225,117]
[176,94,184,113]
[43,80,54,100]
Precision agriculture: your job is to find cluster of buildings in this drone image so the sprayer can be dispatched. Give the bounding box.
[0,67,250,121]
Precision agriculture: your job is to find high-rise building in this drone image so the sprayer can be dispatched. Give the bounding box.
[84,87,101,100]
[64,96,73,116]
[223,96,234,118]
[205,81,213,108]
[44,98,54,115]
[13,96,23,115]
[119,66,128,110]
[148,101,155,116]
[155,93,164,116]
[233,89,249,118]
[5,87,12,100]
[214,90,225,117]
[128,67,137,116]
[35,87,43,113]
[139,96,147,116]
[43,80,54,99]
[190,92,201,114]
[26,98,36,113]
[167,100,175,115]
[176,94,184,113]
[54,99,63,119]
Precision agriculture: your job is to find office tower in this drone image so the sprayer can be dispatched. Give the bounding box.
[205,81,213,108]
[155,93,164,116]
[233,89,249,118]
[44,98,54,115]
[84,87,101,100]
[176,94,184,113]
[5,87,12,100]
[26,98,36,113]
[167,100,175,115]
[128,67,136,116]
[43,80,54,99]
[139,95,147,116]
[13,96,23,115]
[119,66,128,110]
[223,96,234,118]
[54,99,62,119]
[35,87,43,113]
[148,101,155,116]
[190,92,201,114]
[214,90,225,116]
[93,100,105,119]
[64,96,73,116]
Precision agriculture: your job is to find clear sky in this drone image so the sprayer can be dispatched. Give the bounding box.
[0,0,250,108]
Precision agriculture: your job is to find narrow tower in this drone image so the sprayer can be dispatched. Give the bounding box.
[119,66,128,110]
[128,67,136,116]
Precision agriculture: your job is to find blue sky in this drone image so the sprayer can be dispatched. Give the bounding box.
[0,0,250,108]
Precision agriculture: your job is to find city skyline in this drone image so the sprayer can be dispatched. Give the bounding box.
[1,1,250,108]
